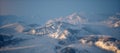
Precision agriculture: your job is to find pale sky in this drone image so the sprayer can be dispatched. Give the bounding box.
[0,0,120,23]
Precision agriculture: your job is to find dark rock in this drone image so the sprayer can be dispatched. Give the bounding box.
[61,47,76,53]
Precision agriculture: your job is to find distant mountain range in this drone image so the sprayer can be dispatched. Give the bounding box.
[0,13,120,53]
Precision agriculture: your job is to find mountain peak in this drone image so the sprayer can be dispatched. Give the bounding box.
[46,13,87,25]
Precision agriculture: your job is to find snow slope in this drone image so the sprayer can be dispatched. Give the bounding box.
[0,13,120,53]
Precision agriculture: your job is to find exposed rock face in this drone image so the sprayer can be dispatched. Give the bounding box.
[95,36,120,53]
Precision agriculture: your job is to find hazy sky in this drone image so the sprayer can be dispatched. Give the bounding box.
[0,0,120,23]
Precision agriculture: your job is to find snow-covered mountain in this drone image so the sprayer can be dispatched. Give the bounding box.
[103,15,120,28]
[0,13,120,53]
